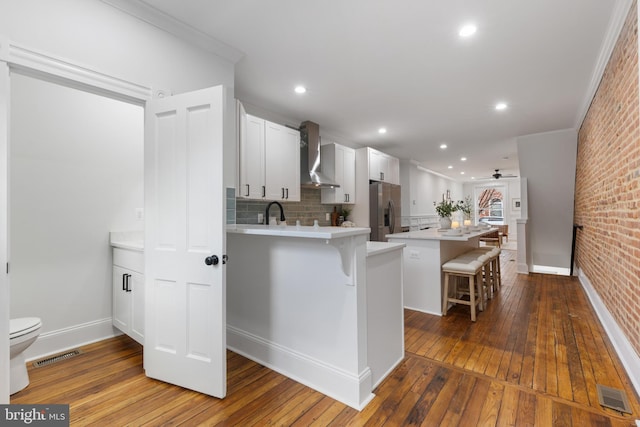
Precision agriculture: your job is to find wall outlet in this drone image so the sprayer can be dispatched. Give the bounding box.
[135,208,144,221]
[258,213,264,224]
[325,213,330,221]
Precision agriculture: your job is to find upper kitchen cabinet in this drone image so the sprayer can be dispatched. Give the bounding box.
[321,143,356,204]
[365,147,400,184]
[265,121,300,201]
[238,112,266,199]
[237,107,300,201]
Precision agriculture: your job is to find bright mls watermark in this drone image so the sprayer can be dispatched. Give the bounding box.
[1,405,69,426]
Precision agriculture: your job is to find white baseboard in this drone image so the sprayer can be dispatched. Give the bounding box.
[531,265,570,276]
[577,268,640,396]
[403,304,442,316]
[517,263,529,274]
[24,318,120,362]
[227,325,374,410]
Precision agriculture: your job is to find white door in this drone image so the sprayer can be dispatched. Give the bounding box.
[144,86,226,398]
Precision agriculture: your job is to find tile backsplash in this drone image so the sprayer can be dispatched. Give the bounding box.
[226,187,236,224]
[233,187,344,226]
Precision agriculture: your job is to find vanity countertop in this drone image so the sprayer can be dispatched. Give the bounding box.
[110,231,143,251]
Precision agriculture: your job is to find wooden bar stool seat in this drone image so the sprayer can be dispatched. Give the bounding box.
[442,258,484,321]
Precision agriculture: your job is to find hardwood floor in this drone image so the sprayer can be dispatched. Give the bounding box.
[11,250,640,426]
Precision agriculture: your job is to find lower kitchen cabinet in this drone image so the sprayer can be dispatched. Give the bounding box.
[112,247,144,344]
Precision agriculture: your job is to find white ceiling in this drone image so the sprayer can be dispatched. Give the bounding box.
[136,0,624,182]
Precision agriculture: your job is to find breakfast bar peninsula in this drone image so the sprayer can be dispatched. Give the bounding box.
[226,224,405,410]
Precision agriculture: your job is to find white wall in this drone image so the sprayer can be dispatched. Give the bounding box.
[10,74,143,334]
[517,128,577,272]
[0,0,237,186]
[400,161,463,217]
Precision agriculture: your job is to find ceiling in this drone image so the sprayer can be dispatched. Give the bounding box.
[136,0,623,182]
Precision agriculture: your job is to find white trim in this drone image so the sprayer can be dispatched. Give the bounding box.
[531,265,570,276]
[24,318,120,362]
[100,0,244,64]
[575,0,633,127]
[227,325,375,411]
[0,36,152,103]
[0,61,9,404]
[577,268,640,396]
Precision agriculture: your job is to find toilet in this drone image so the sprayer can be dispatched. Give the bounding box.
[9,317,42,394]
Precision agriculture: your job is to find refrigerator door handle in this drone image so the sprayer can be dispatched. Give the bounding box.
[388,199,396,234]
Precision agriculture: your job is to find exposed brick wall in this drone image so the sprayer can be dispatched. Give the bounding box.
[575,2,640,356]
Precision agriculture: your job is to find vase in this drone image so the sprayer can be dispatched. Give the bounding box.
[439,217,452,229]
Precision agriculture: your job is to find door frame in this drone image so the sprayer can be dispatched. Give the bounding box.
[0,36,155,403]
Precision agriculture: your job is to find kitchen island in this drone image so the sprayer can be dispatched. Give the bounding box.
[386,227,497,315]
[226,224,404,410]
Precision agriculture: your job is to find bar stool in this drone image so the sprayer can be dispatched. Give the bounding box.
[442,258,484,321]
[471,246,501,297]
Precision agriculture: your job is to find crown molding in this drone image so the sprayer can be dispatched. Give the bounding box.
[574,0,633,128]
[0,35,153,102]
[101,0,244,64]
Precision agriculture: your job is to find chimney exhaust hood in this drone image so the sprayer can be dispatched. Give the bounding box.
[300,120,340,188]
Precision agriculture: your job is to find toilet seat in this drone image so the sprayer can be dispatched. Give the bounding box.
[10,317,42,339]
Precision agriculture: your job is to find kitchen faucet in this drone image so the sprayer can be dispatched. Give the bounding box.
[265,201,286,225]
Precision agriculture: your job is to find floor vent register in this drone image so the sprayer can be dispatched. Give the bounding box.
[33,349,82,368]
[596,383,632,414]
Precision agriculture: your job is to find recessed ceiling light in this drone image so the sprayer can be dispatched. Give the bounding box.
[471,177,476,180]
[460,157,467,161]
[440,144,447,149]
[459,24,477,38]
[460,171,465,175]
[495,102,508,111]
[294,86,306,94]
[448,165,453,169]
[378,127,387,134]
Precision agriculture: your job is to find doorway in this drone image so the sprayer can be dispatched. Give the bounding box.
[9,73,144,353]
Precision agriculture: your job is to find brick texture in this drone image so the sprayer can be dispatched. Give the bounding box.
[576,1,640,356]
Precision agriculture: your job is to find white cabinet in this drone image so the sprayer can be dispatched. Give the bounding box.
[237,109,300,201]
[238,113,266,199]
[112,248,144,344]
[321,143,356,204]
[366,147,399,184]
[265,121,300,201]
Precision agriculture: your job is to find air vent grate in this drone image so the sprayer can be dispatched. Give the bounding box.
[33,349,82,368]
[596,384,632,414]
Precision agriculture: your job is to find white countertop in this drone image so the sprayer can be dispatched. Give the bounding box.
[386,227,497,241]
[110,231,143,251]
[226,224,370,239]
[366,241,406,257]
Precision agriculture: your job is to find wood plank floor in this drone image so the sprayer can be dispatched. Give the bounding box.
[11,250,640,426]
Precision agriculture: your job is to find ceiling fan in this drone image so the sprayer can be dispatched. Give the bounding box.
[487,169,518,180]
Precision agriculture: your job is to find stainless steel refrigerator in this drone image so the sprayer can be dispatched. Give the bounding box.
[369,182,401,241]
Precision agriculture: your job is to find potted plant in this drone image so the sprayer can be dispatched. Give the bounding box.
[460,196,473,223]
[339,206,352,226]
[435,198,460,229]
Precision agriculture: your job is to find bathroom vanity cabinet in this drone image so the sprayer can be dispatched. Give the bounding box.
[110,236,144,344]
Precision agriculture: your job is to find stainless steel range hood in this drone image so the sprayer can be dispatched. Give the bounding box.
[300,120,340,188]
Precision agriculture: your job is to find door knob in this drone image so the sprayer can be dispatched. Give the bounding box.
[205,255,219,266]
